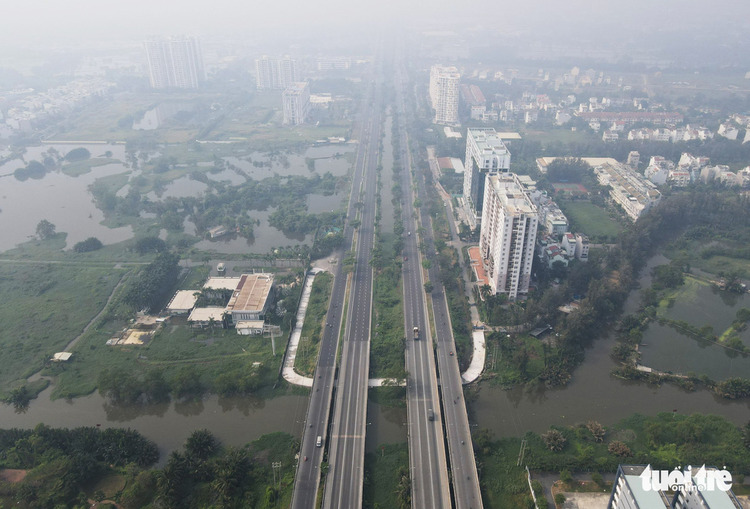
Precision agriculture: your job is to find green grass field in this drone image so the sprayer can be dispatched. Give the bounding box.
[557,200,623,241]
[0,262,125,398]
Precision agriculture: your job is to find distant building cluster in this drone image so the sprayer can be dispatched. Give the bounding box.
[429,64,460,126]
[316,57,351,71]
[538,231,589,269]
[530,190,569,235]
[144,36,205,89]
[593,159,662,221]
[0,78,114,136]
[255,55,298,90]
[536,156,661,221]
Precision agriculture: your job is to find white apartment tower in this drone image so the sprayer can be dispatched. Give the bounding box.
[282,82,310,125]
[255,56,298,90]
[479,173,538,299]
[144,36,204,89]
[429,65,461,126]
[463,128,512,227]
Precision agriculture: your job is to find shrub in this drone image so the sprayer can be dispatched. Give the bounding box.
[543,429,567,452]
[608,440,632,457]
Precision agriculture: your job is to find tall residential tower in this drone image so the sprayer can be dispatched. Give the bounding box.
[463,128,512,227]
[429,65,460,126]
[479,173,538,299]
[282,82,310,125]
[255,56,298,90]
[144,36,204,89]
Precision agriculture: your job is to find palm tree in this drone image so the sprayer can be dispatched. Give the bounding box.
[207,317,217,338]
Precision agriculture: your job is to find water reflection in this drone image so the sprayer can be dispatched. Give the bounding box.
[472,254,750,438]
[104,401,170,421]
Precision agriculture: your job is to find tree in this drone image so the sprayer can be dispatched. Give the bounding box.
[586,420,606,442]
[542,429,567,452]
[36,219,56,240]
[608,440,632,457]
[424,281,434,293]
[73,237,103,253]
[185,429,218,461]
[64,147,91,162]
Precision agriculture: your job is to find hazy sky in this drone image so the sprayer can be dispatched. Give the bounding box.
[1,0,748,47]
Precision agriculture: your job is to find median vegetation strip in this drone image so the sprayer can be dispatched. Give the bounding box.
[295,272,333,376]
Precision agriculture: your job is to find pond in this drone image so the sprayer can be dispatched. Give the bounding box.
[638,277,750,380]
[471,254,750,439]
[192,208,312,255]
[224,145,354,180]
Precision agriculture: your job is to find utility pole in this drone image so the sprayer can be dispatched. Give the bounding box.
[272,461,282,487]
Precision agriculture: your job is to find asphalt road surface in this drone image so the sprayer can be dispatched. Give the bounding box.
[397,52,484,508]
[290,73,378,509]
[394,60,452,508]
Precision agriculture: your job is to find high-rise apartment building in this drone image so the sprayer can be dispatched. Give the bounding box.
[255,56,298,90]
[282,82,310,125]
[429,65,460,126]
[479,173,538,299]
[463,128,512,227]
[144,36,204,89]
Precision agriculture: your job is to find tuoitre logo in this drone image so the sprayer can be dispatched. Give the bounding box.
[640,464,733,492]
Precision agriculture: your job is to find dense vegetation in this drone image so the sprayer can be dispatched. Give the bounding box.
[122,252,180,312]
[0,425,158,508]
[475,412,750,507]
[0,427,300,509]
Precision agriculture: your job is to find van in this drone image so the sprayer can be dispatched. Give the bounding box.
[316,436,323,447]
[428,409,435,421]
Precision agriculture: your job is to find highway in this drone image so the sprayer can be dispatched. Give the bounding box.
[321,62,383,509]
[290,73,379,509]
[394,60,452,508]
[397,51,484,508]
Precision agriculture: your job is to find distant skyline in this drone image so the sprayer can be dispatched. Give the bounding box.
[1,0,749,47]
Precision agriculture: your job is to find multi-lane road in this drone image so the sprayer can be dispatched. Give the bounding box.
[395,61,453,508]
[290,72,379,509]
[397,51,484,509]
[292,47,483,509]
[321,71,383,508]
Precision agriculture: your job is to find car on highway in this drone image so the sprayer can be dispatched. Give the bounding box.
[316,436,323,447]
[428,409,435,421]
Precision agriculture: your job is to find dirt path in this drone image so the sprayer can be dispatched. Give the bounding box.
[64,273,128,352]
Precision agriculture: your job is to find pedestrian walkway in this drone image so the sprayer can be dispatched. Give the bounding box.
[461,330,486,384]
[282,268,322,387]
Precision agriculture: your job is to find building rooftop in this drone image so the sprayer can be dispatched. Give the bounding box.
[468,128,510,155]
[204,277,242,291]
[283,82,309,96]
[226,273,274,314]
[188,307,225,322]
[166,290,198,311]
[487,173,536,215]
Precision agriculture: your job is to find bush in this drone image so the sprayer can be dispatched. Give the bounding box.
[543,429,567,452]
[554,493,566,505]
[64,147,91,162]
[608,440,632,457]
[73,237,103,253]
